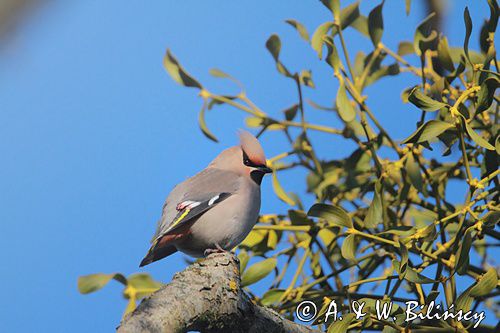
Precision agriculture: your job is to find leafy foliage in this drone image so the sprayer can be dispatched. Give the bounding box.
[78,273,162,316]
[80,1,500,331]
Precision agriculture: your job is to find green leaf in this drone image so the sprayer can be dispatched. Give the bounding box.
[469,267,498,297]
[368,1,384,47]
[163,49,202,89]
[311,22,335,59]
[327,313,356,333]
[283,104,299,121]
[463,7,473,65]
[405,153,424,192]
[318,228,336,246]
[419,30,439,56]
[407,87,448,112]
[486,0,499,34]
[462,117,495,150]
[266,34,291,77]
[198,103,218,142]
[448,47,485,65]
[245,117,262,128]
[324,36,341,73]
[207,94,237,110]
[379,226,416,237]
[413,223,437,242]
[402,120,454,144]
[289,209,313,226]
[393,260,435,284]
[320,3,366,37]
[266,34,281,62]
[455,229,473,275]
[209,68,231,78]
[353,51,366,78]
[337,2,361,32]
[320,0,340,17]
[306,99,335,111]
[261,289,285,306]
[398,41,414,56]
[480,21,490,55]
[404,267,435,284]
[455,287,473,312]
[208,68,243,88]
[437,37,455,72]
[241,257,277,287]
[78,273,127,294]
[267,230,278,249]
[401,85,416,103]
[365,63,400,87]
[238,250,250,273]
[308,203,353,229]
[125,273,162,299]
[477,77,500,113]
[351,15,369,37]
[364,181,383,228]
[413,13,436,56]
[240,230,267,248]
[399,241,409,275]
[336,79,356,122]
[341,234,357,261]
[483,211,500,228]
[300,69,315,88]
[310,251,322,277]
[285,19,310,42]
[272,172,296,206]
[425,290,440,304]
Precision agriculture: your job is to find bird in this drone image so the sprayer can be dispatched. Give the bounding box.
[139,130,272,267]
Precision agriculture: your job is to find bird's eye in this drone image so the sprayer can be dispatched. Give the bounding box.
[242,150,252,166]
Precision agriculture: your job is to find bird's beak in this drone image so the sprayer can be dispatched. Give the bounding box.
[257,165,273,174]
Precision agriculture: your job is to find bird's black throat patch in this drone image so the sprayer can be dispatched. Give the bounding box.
[250,170,265,185]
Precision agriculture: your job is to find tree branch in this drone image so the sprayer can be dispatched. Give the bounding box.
[117,252,318,333]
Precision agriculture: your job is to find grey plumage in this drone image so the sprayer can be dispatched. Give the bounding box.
[153,167,241,241]
[140,132,271,266]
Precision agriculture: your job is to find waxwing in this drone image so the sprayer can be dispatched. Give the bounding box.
[140,130,271,266]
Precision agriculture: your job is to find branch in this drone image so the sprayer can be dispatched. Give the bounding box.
[117,252,318,333]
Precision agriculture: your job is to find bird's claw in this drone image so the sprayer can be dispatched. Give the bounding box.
[204,244,226,256]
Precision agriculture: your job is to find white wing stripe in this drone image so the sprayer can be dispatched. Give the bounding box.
[208,195,220,206]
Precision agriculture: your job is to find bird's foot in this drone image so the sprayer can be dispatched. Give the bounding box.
[204,244,226,257]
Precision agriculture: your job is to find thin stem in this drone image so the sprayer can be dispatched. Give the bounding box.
[303,252,378,291]
[337,25,356,84]
[253,225,310,232]
[459,128,473,182]
[268,151,295,164]
[350,229,398,247]
[348,275,398,289]
[282,121,342,134]
[279,246,311,302]
[209,93,265,117]
[357,45,382,91]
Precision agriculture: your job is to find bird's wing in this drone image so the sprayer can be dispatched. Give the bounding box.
[140,191,232,266]
[152,167,241,242]
[162,192,232,235]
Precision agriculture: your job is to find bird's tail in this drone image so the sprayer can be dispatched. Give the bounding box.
[139,244,178,267]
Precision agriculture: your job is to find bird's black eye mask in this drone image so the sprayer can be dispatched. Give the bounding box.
[242,150,271,185]
[242,150,261,168]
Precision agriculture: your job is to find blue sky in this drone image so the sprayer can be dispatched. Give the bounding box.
[0,1,495,331]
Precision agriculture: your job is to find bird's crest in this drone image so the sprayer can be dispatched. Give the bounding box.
[238,130,266,165]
